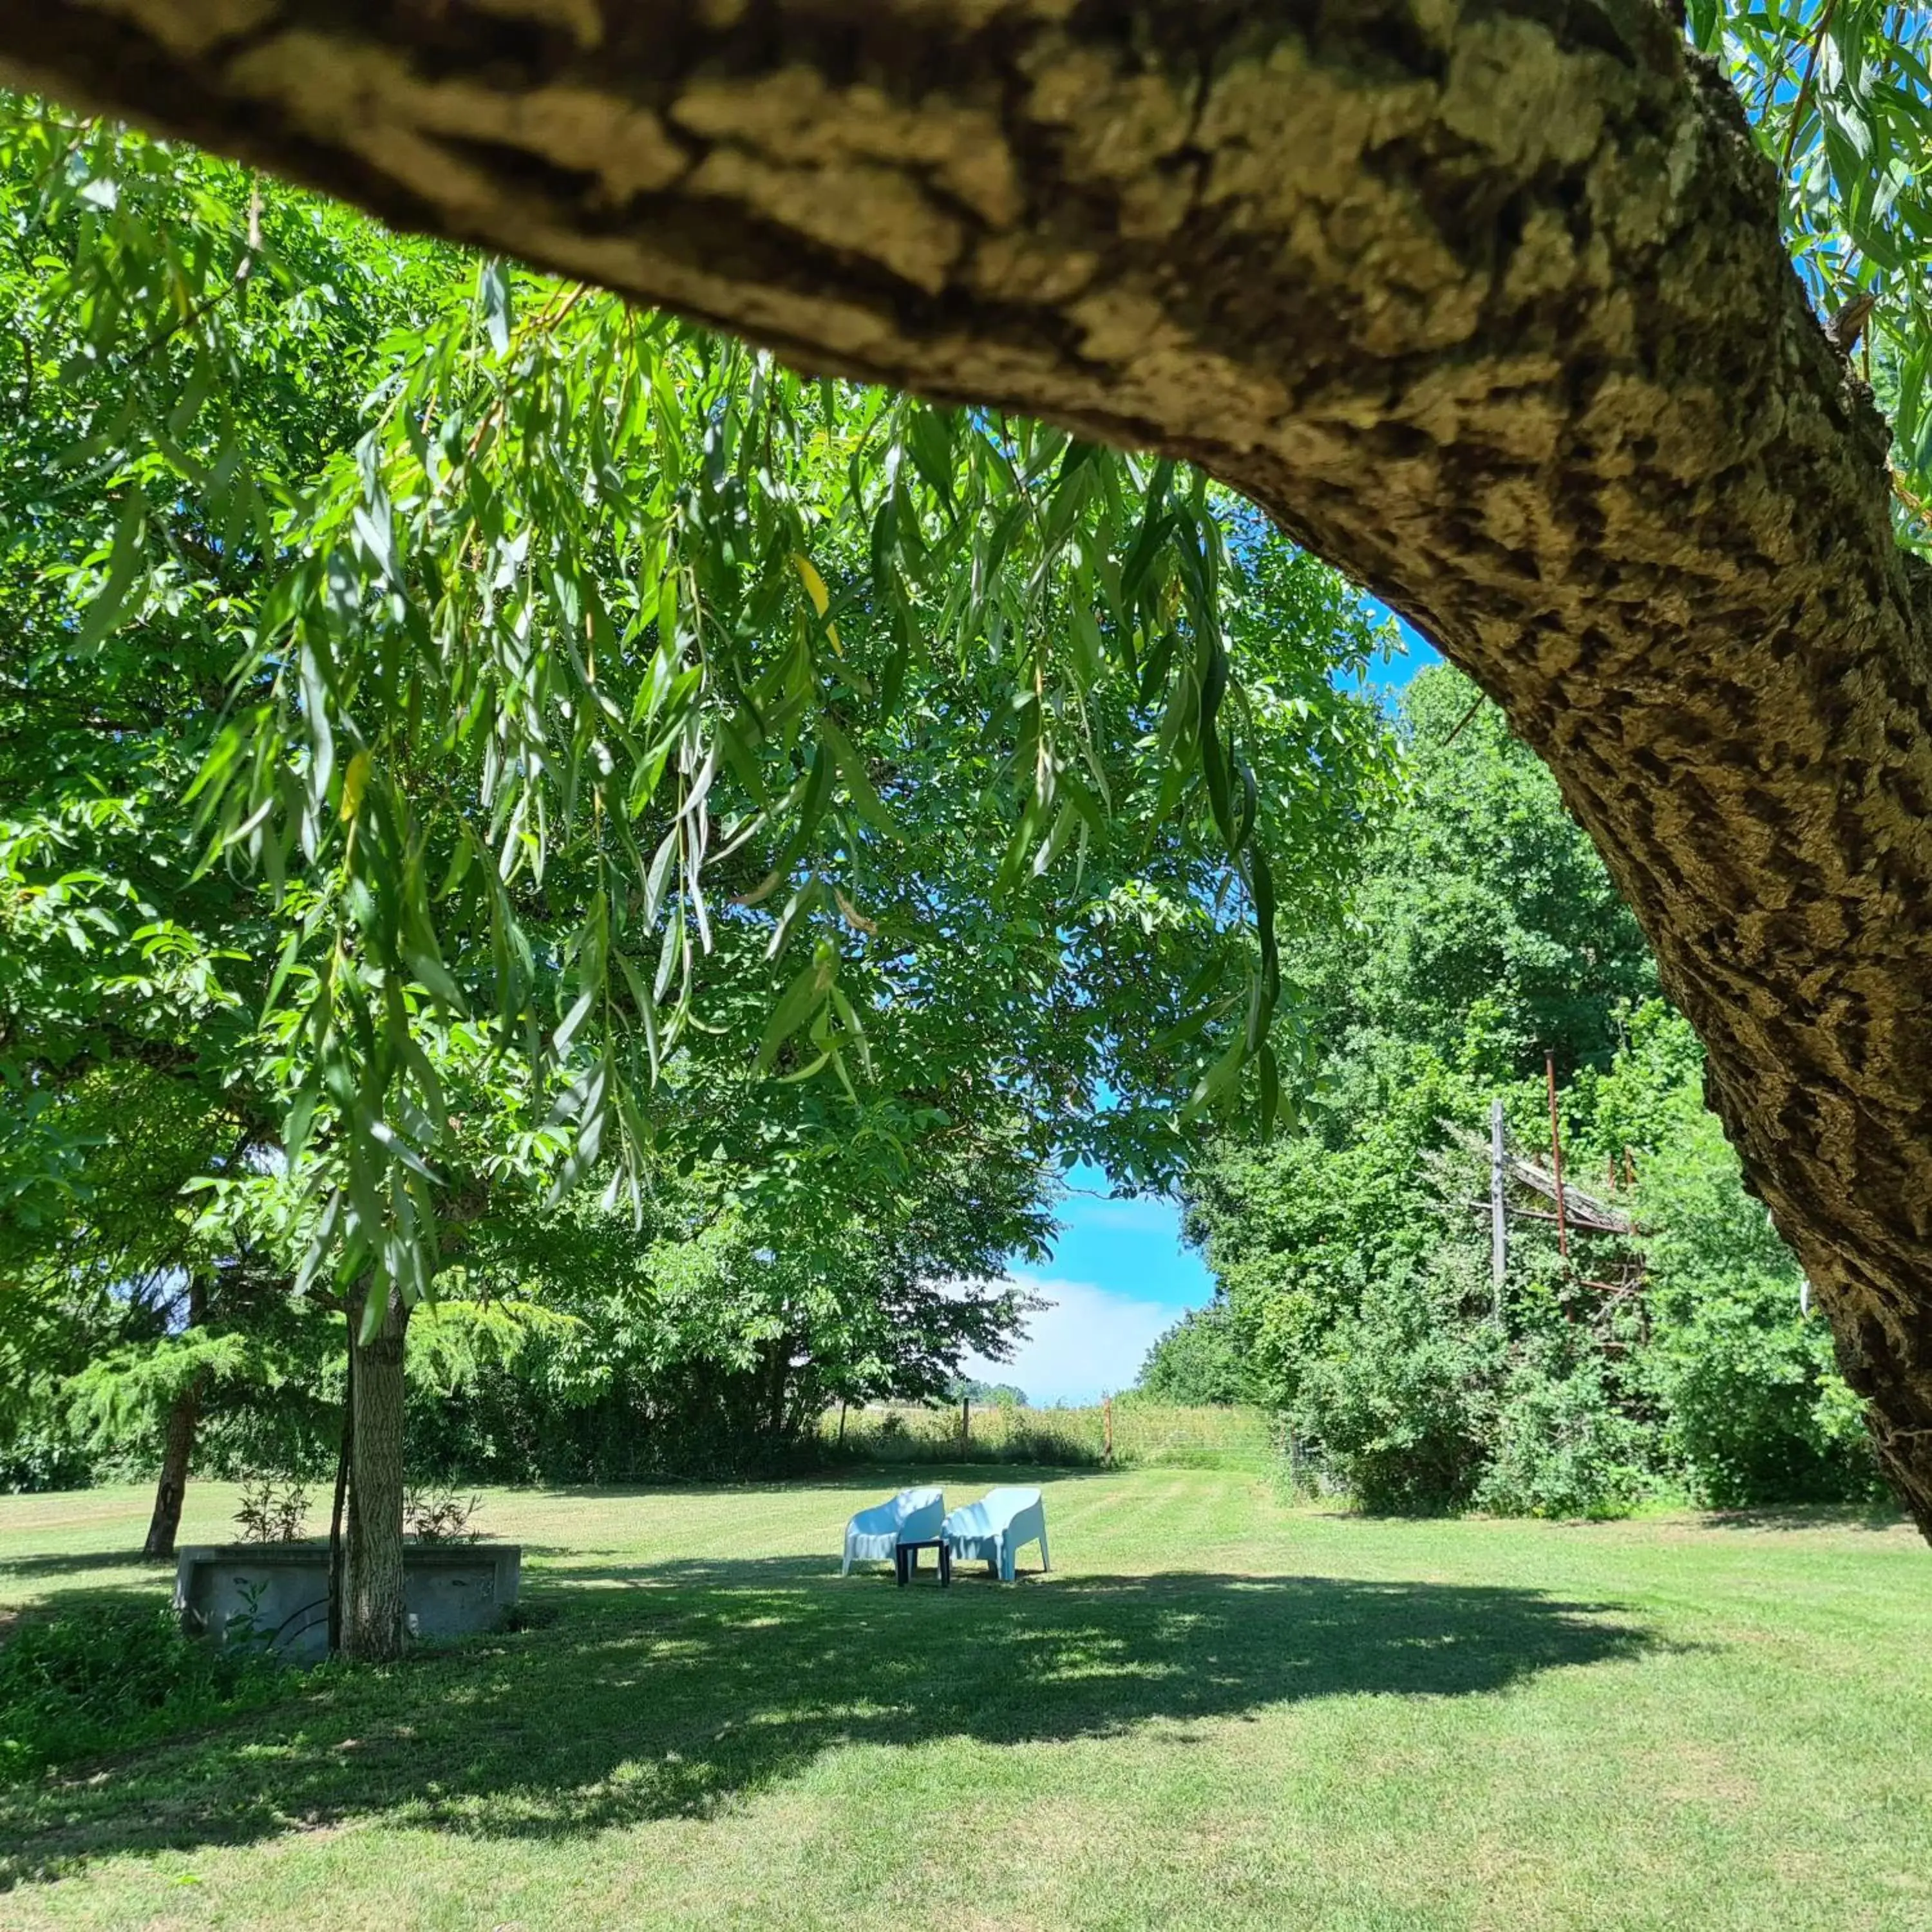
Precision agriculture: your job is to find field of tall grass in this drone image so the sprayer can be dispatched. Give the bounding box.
[818,1399,1277,1468]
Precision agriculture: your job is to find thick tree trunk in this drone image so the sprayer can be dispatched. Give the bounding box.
[8,3,1932,1531]
[142,1273,208,1561]
[343,1282,410,1663]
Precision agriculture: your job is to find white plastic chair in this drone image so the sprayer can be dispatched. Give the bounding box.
[840,1486,945,1575]
[942,1486,1050,1582]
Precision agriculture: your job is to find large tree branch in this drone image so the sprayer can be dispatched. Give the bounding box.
[8,0,1932,1526]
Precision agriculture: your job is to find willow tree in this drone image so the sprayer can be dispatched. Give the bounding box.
[6,1,1932,1537]
[3,109,1391,1656]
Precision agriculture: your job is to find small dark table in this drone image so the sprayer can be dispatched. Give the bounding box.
[895,1539,951,1587]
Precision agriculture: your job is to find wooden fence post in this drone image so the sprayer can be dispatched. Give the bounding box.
[1490,1096,1508,1321]
[1103,1395,1114,1465]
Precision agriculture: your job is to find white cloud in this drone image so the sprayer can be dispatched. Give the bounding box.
[960,1271,1177,1407]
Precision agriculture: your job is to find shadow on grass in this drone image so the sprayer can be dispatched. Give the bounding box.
[1696,1503,1908,1535]
[0,1549,171,1581]
[1,1557,1660,1886]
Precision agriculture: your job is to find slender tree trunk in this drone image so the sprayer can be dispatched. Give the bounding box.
[142,1379,201,1561]
[13,3,1932,1531]
[327,1314,354,1656]
[142,1273,208,1562]
[764,1335,791,1445]
[343,1281,410,1664]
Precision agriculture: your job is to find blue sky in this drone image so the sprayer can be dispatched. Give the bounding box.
[1345,598,1442,694]
[960,1161,1213,1405]
[964,603,1441,1405]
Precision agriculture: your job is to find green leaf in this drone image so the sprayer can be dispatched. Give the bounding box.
[756,942,838,1072]
[479,258,513,357]
[73,486,147,656]
[818,716,896,837]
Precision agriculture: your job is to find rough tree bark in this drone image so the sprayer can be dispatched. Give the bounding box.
[6,1,1932,1531]
[142,1272,207,1561]
[343,1281,410,1663]
[141,1383,200,1560]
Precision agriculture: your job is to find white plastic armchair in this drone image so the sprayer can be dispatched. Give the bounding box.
[942,1486,1050,1582]
[840,1486,946,1575]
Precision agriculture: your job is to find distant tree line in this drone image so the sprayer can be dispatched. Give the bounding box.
[944,1378,1029,1409]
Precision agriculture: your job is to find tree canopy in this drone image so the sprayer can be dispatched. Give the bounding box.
[1,106,1399,1642]
[1,102,1395,1313]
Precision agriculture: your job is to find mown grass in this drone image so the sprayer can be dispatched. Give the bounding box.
[1,1470,1929,1929]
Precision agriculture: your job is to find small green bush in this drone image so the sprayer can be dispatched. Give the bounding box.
[234,1472,312,1543]
[1291,1266,1499,1515]
[1475,1354,1658,1519]
[0,1604,287,1780]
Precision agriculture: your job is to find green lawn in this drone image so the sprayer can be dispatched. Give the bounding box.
[2,1468,1929,1929]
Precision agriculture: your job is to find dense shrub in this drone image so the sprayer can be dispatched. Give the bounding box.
[406,1361,811,1485]
[1292,1265,1499,1513]
[0,1605,287,1779]
[1157,674,1886,1522]
[1180,1039,1878,1519]
[1629,1106,1880,1506]
[1475,1352,1658,1520]
[0,1423,99,1495]
[1647,1273,1881,1506]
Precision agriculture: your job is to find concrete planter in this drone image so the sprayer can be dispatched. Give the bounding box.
[174,1540,522,1660]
